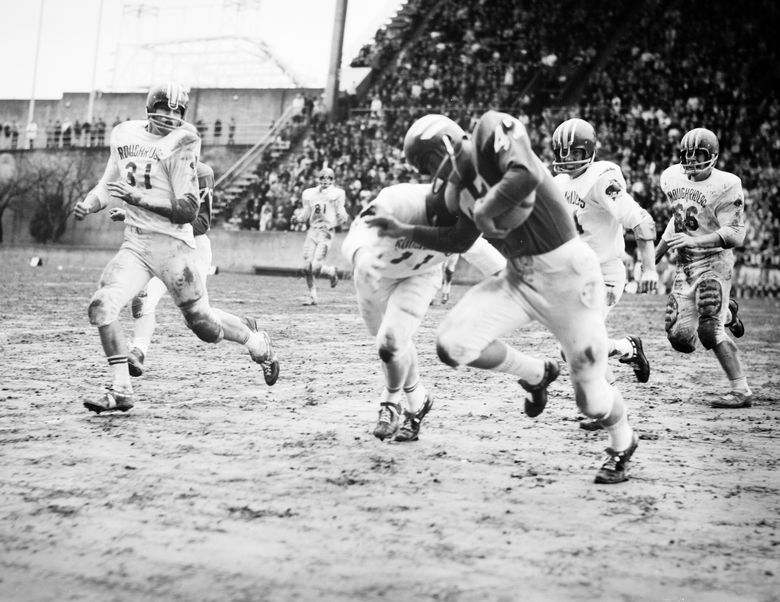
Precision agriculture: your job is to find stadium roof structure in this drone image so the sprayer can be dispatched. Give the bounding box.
[108,0,306,90]
[134,36,305,89]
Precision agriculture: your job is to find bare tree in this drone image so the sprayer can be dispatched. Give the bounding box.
[0,153,32,244]
[27,152,96,244]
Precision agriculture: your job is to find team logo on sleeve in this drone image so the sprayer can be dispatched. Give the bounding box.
[605,179,623,200]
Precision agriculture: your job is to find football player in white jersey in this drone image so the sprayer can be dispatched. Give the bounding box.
[655,128,751,409]
[343,179,505,442]
[298,167,349,305]
[552,118,658,429]
[74,82,279,413]
[438,253,460,304]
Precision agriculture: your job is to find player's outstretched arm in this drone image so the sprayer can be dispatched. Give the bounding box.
[106,180,198,224]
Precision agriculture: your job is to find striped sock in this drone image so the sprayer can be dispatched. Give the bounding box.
[404,381,427,414]
[108,355,132,391]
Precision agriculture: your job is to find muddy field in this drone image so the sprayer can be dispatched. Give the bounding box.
[1,261,778,602]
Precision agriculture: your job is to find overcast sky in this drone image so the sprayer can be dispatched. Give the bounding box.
[0,0,404,99]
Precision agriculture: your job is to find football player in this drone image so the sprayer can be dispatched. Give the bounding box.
[298,167,350,305]
[74,81,279,413]
[551,118,658,429]
[368,113,639,484]
[655,128,751,409]
[342,178,505,442]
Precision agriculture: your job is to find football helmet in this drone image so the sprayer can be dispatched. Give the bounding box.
[318,167,335,189]
[551,118,596,176]
[146,81,189,133]
[403,114,466,178]
[679,128,718,177]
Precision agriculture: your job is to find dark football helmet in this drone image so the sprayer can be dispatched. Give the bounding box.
[146,81,189,133]
[403,114,466,178]
[679,128,718,177]
[551,118,596,176]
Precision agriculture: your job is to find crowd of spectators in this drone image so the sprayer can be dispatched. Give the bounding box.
[223,0,779,297]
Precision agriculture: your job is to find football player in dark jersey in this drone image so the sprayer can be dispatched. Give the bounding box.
[368,112,639,484]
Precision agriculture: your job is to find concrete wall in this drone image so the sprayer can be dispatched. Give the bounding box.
[1,228,488,284]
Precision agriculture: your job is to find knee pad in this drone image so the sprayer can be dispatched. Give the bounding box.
[87,290,117,327]
[436,341,459,369]
[180,299,223,343]
[665,295,696,353]
[664,294,678,335]
[697,279,724,350]
[131,292,147,319]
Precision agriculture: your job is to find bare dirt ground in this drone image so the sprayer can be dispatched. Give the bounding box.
[1,261,778,602]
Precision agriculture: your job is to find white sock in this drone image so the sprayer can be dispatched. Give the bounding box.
[494,348,545,384]
[108,355,132,392]
[729,377,751,396]
[380,387,403,406]
[612,337,635,359]
[131,336,151,356]
[404,381,427,414]
[604,412,634,451]
[246,331,269,359]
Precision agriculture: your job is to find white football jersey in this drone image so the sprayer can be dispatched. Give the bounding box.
[92,120,201,245]
[301,185,348,231]
[343,184,445,279]
[554,160,650,265]
[660,164,745,265]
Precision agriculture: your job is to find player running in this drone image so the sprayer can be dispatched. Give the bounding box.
[74,81,279,413]
[298,167,349,306]
[342,176,505,442]
[551,117,658,429]
[368,113,639,483]
[655,127,751,409]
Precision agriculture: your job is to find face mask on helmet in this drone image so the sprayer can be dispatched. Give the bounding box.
[679,128,719,177]
[318,167,335,188]
[146,82,189,134]
[552,118,596,176]
[404,114,466,179]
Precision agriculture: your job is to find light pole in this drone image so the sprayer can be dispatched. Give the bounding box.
[27,0,45,128]
[86,0,105,126]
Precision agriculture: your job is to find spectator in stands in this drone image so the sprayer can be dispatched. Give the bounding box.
[227,117,236,145]
[25,120,37,150]
[61,117,72,148]
[96,118,106,146]
[292,93,305,124]
[214,118,222,142]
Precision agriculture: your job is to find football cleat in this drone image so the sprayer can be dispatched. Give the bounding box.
[619,335,650,383]
[594,433,639,484]
[725,298,744,338]
[519,359,560,418]
[84,387,135,414]
[394,395,434,442]
[373,402,401,441]
[243,317,280,386]
[127,347,145,377]
[711,391,753,409]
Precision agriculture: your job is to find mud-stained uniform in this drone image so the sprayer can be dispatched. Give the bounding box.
[409,111,610,394]
[342,183,505,346]
[555,160,652,308]
[301,184,349,265]
[88,121,207,327]
[660,165,746,351]
[135,162,215,317]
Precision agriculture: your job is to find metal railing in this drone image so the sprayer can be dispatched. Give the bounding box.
[214,103,298,191]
